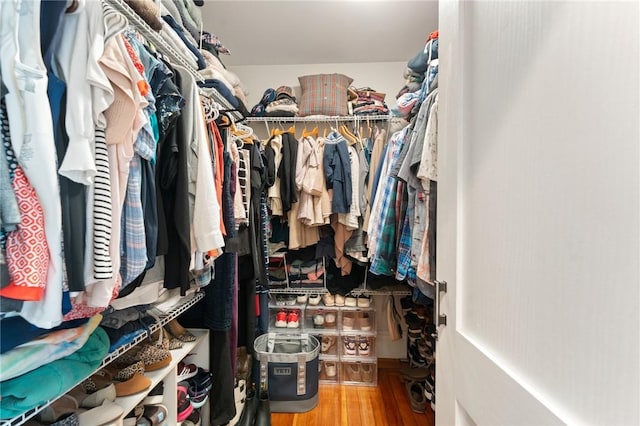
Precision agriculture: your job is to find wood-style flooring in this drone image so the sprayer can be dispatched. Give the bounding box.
[271,359,435,426]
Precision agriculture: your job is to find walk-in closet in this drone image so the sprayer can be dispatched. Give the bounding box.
[0,1,638,426]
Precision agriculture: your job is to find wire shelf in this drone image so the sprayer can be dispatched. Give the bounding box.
[245,115,391,123]
[105,0,243,121]
[1,292,204,426]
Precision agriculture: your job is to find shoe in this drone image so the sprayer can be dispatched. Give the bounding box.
[404,380,427,413]
[228,382,246,426]
[285,295,297,306]
[344,296,357,307]
[77,401,124,426]
[399,367,429,381]
[313,314,325,328]
[182,408,201,426]
[238,387,258,426]
[118,342,172,372]
[99,362,152,397]
[71,378,117,409]
[274,295,286,306]
[360,313,372,331]
[361,364,375,382]
[346,364,361,382]
[123,404,144,426]
[142,382,164,405]
[286,311,299,328]
[187,368,213,399]
[324,313,336,328]
[236,347,252,383]
[178,362,198,381]
[162,327,184,350]
[342,314,355,331]
[320,335,336,354]
[308,294,321,306]
[296,294,308,304]
[165,319,197,342]
[141,404,168,425]
[334,294,345,307]
[400,296,413,315]
[274,310,287,328]
[39,395,79,423]
[48,413,80,426]
[254,390,271,426]
[322,293,335,307]
[325,362,337,378]
[357,295,371,308]
[177,385,193,422]
[343,336,357,356]
[358,337,371,356]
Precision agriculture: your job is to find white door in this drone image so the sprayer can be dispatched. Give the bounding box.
[436,1,639,425]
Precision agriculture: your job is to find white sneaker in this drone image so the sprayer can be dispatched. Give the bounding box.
[323,293,335,307]
[335,294,345,307]
[357,296,371,308]
[345,296,357,307]
[297,294,308,304]
[308,294,321,306]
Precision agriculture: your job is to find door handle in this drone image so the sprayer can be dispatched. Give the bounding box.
[432,280,447,340]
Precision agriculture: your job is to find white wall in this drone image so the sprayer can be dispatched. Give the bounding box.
[230,61,407,109]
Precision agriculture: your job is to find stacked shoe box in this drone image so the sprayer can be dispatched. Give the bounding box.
[268,294,306,331]
[337,303,377,386]
[306,296,377,386]
[306,304,340,384]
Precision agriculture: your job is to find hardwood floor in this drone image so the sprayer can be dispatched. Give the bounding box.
[271,360,435,426]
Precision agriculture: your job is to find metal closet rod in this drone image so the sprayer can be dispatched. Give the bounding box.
[104,0,244,121]
[244,115,391,123]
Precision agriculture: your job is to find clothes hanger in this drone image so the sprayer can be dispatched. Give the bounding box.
[339,125,357,146]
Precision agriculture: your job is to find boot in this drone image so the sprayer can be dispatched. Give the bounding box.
[254,389,271,426]
[237,386,258,426]
[236,347,252,383]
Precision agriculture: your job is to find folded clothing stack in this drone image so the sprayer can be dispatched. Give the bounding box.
[251,86,299,117]
[396,30,439,100]
[348,87,389,116]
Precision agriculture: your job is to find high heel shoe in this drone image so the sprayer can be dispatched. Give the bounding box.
[165,319,197,342]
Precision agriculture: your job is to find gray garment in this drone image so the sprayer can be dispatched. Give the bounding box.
[100,305,149,329]
[172,0,202,41]
[409,90,439,173]
[161,0,183,24]
[0,134,19,233]
[173,65,199,226]
[397,90,439,272]
[358,147,368,217]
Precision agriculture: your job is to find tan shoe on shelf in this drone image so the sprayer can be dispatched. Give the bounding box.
[165,319,197,342]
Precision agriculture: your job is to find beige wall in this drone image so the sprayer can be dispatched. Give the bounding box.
[230,61,407,109]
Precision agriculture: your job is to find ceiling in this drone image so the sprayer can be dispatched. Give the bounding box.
[200,1,439,67]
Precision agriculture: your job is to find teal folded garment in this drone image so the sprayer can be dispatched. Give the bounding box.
[0,327,109,420]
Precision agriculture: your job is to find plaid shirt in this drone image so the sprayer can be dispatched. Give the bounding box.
[368,129,409,276]
[395,196,413,281]
[120,110,156,286]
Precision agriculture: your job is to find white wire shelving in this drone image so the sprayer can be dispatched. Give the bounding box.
[106,0,244,121]
[245,114,391,123]
[1,292,204,426]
